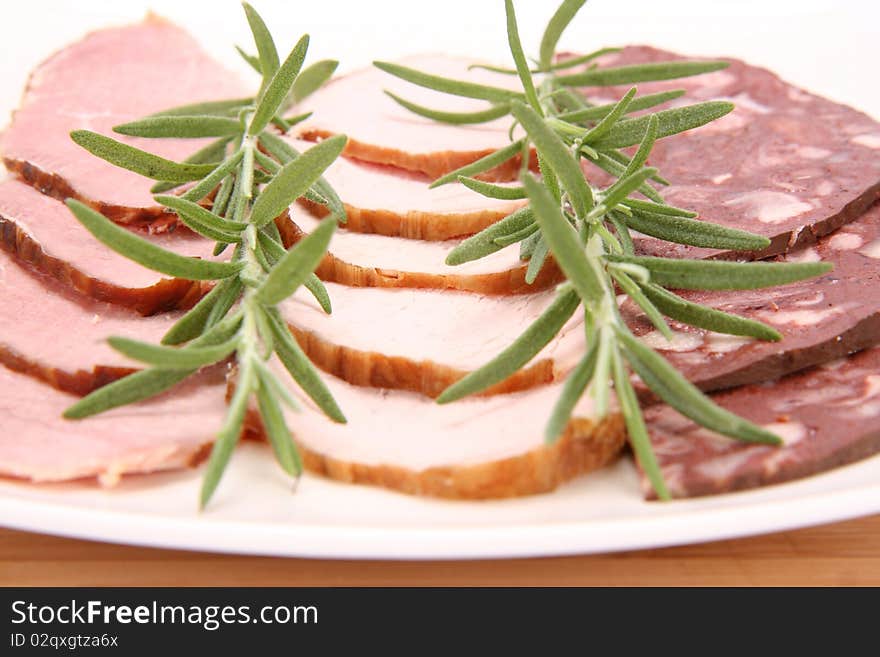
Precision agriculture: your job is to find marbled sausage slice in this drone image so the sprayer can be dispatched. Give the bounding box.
[0,366,225,486]
[642,346,880,499]
[0,180,219,314]
[0,16,248,225]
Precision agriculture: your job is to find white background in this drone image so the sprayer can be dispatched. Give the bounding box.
[1,0,878,119]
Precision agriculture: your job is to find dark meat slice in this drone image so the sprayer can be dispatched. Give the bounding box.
[0,16,247,226]
[577,46,880,259]
[0,365,225,486]
[0,180,218,314]
[643,345,880,498]
[0,247,175,395]
[626,203,880,393]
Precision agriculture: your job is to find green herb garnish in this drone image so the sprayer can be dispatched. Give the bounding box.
[62,3,346,508]
[379,0,832,498]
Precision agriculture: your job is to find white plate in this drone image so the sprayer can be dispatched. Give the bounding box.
[1,1,879,559]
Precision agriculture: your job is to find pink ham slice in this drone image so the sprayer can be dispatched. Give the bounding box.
[283,204,561,295]
[0,247,175,395]
[0,16,248,225]
[295,54,525,180]
[290,139,525,240]
[0,180,220,314]
[281,204,880,398]
[572,46,880,259]
[642,345,880,499]
[245,364,624,499]
[0,366,226,486]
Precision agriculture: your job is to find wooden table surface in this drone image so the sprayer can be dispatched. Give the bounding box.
[1,514,878,586]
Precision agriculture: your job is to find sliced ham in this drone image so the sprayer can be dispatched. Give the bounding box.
[291,139,526,240]
[246,364,624,499]
[643,345,880,499]
[282,205,561,295]
[0,16,248,225]
[296,54,525,180]
[0,180,219,314]
[0,247,175,395]
[281,204,880,398]
[574,46,880,260]
[0,366,225,486]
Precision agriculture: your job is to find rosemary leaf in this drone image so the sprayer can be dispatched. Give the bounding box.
[558,90,684,123]
[249,34,310,135]
[384,91,509,125]
[458,176,527,200]
[580,86,637,144]
[505,0,542,113]
[255,360,301,413]
[610,346,670,500]
[493,222,539,248]
[155,196,246,243]
[200,360,253,508]
[250,135,346,228]
[107,335,238,369]
[70,130,215,183]
[430,139,524,188]
[608,213,634,255]
[616,326,782,445]
[65,200,243,281]
[558,59,729,86]
[586,151,664,203]
[373,60,525,103]
[639,283,781,341]
[512,102,593,218]
[609,268,672,339]
[243,2,280,84]
[304,273,333,314]
[267,310,346,423]
[257,217,335,305]
[539,0,587,71]
[161,277,240,345]
[446,206,534,265]
[623,197,696,218]
[522,175,602,302]
[623,114,658,179]
[622,210,771,250]
[178,150,244,204]
[525,236,549,284]
[606,255,832,290]
[545,331,597,442]
[256,375,302,476]
[520,228,542,260]
[591,101,734,149]
[291,59,339,104]
[599,166,659,215]
[151,137,233,194]
[236,45,262,75]
[146,97,254,119]
[63,368,194,419]
[437,288,579,403]
[114,115,241,139]
[547,47,622,72]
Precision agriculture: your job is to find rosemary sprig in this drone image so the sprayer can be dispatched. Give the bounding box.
[380,0,832,498]
[62,3,347,508]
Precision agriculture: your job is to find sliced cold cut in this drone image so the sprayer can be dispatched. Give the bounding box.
[291,138,526,240]
[283,205,561,294]
[642,346,880,499]
[627,203,880,393]
[0,366,225,486]
[576,46,880,259]
[0,247,175,395]
[246,365,624,499]
[295,54,524,180]
[0,180,219,314]
[0,16,247,225]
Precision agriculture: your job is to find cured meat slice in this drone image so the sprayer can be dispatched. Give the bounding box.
[643,346,880,499]
[0,16,247,224]
[283,205,561,294]
[0,366,225,486]
[291,139,525,240]
[295,54,524,179]
[576,46,880,259]
[248,366,624,499]
[0,180,218,314]
[282,205,880,398]
[628,203,880,393]
[0,248,175,395]
[281,283,583,398]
